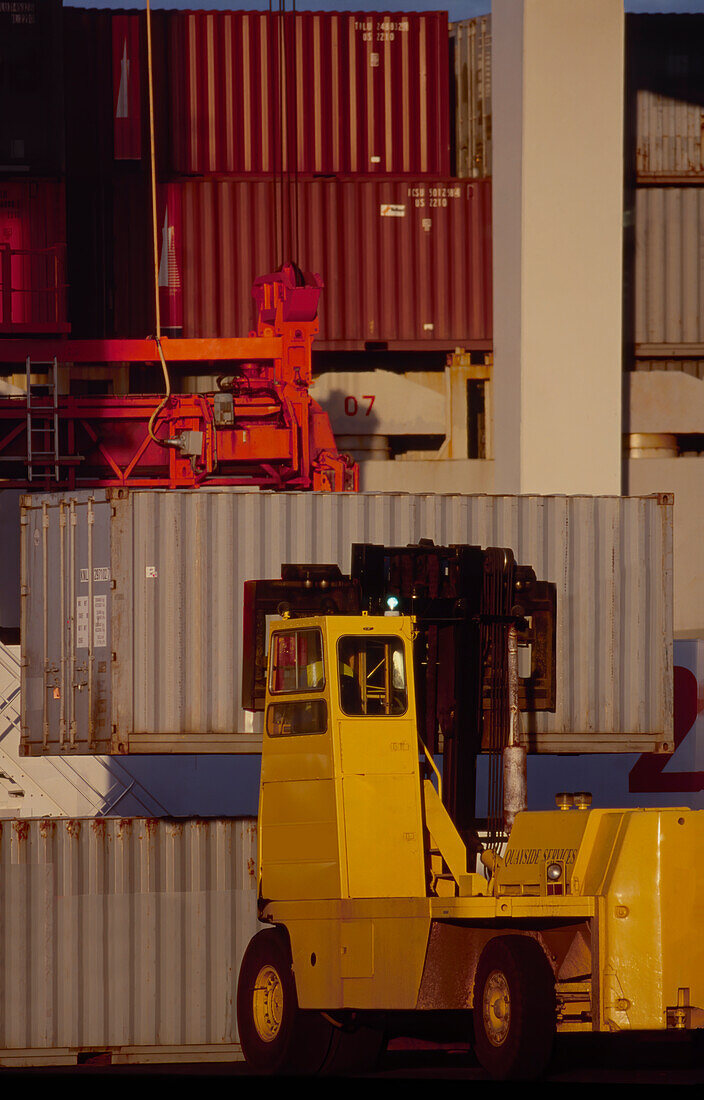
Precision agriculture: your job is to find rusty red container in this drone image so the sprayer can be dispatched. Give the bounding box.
[163,9,450,177]
[0,181,68,333]
[153,177,491,350]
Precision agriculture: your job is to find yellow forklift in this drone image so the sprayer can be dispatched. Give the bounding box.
[237,543,704,1078]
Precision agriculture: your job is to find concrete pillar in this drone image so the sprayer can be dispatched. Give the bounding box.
[492,0,624,495]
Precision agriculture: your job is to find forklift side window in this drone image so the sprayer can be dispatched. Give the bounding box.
[337,636,407,716]
[269,629,325,693]
[266,700,328,737]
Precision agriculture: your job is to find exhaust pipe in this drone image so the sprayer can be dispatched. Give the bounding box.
[503,624,527,833]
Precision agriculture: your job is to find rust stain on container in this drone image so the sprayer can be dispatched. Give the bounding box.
[628,14,704,180]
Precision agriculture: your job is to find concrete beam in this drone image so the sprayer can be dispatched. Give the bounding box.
[493,0,624,494]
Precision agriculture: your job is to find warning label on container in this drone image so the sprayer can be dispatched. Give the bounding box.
[93,595,107,648]
[76,597,89,648]
[380,204,405,217]
[76,595,107,649]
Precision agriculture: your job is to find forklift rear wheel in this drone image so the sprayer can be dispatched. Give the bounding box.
[237,928,334,1074]
[472,935,555,1081]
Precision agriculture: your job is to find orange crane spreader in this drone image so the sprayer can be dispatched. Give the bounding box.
[0,265,357,492]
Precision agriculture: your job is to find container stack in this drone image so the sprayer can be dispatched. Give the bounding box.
[62,7,152,346]
[0,0,68,338]
[151,9,483,358]
[58,10,493,411]
[627,15,704,386]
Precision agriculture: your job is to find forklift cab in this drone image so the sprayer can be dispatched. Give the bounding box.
[267,618,408,729]
[259,614,427,903]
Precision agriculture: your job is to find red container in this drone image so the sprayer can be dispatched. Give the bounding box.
[112,13,142,161]
[152,177,491,350]
[63,7,118,178]
[163,10,450,177]
[63,9,450,177]
[0,181,68,333]
[108,177,184,340]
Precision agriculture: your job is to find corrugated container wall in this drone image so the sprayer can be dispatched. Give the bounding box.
[162,9,450,177]
[136,177,492,349]
[450,17,492,179]
[633,187,704,351]
[0,0,65,177]
[21,491,673,758]
[628,13,704,180]
[0,817,257,1063]
[635,91,704,179]
[63,8,450,180]
[446,14,704,182]
[62,8,162,178]
[0,181,68,332]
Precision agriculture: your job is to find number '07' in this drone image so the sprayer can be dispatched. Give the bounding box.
[344,395,376,416]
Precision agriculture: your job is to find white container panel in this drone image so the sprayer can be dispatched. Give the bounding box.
[450,16,492,179]
[634,187,704,351]
[636,90,704,178]
[0,816,258,1060]
[21,490,673,755]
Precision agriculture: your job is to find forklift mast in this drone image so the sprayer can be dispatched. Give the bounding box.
[242,541,556,845]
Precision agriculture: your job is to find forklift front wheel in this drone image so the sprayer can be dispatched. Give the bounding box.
[472,935,556,1081]
[237,927,333,1074]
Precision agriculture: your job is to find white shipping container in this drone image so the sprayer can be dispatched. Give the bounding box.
[0,816,257,1065]
[634,187,704,352]
[19,490,673,757]
[636,89,704,178]
[450,17,492,179]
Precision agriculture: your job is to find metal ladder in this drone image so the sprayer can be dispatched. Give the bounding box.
[25,356,60,482]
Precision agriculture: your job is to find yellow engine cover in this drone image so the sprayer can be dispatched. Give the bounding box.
[502,807,704,1031]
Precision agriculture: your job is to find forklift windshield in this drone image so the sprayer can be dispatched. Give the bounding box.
[269,628,325,693]
[338,635,407,716]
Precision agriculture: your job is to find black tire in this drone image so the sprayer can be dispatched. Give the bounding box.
[472,935,556,1081]
[237,928,334,1075]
